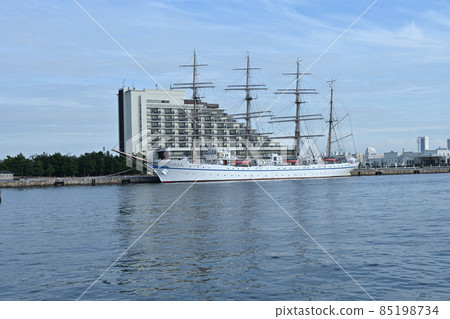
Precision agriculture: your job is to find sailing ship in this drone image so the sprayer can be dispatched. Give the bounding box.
[118,54,358,183]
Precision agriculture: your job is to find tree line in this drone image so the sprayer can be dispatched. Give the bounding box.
[0,151,141,177]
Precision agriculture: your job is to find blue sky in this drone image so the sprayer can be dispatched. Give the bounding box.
[1,0,450,157]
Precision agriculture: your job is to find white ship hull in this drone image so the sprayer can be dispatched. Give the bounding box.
[152,160,357,183]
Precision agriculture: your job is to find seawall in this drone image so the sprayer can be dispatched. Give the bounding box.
[0,175,160,188]
[352,166,450,176]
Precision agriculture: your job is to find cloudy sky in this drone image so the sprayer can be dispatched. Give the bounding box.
[1,0,450,157]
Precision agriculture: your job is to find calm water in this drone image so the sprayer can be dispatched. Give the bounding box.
[1,173,449,300]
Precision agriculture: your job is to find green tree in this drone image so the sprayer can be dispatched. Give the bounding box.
[1,154,33,176]
[0,151,140,177]
[31,157,45,176]
[45,163,55,176]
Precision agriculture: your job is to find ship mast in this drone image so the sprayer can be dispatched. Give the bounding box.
[327,79,335,158]
[324,78,354,158]
[271,59,322,160]
[171,51,214,163]
[226,54,267,160]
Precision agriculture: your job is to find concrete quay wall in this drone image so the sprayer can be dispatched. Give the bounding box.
[0,175,160,188]
[352,166,450,176]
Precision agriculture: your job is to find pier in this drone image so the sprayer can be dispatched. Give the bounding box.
[352,166,450,176]
[0,175,160,188]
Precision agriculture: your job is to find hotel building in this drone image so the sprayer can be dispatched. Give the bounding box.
[118,87,286,161]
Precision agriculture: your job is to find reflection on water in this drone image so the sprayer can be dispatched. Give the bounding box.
[1,174,450,300]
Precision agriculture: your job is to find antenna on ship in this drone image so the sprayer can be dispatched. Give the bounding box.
[226,54,268,160]
[171,51,214,164]
[270,58,323,161]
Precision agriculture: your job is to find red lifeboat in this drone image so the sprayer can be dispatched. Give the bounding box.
[323,158,338,162]
[234,160,251,166]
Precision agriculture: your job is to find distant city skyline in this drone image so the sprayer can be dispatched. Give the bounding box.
[1,0,450,158]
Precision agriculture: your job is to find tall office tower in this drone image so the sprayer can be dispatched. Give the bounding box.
[417,136,429,152]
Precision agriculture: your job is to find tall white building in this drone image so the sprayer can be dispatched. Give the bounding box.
[118,87,284,161]
[447,138,450,150]
[364,146,377,160]
[417,136,429,152]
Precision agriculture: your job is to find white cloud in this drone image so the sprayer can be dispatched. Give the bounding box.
[350,21,442,50]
